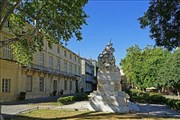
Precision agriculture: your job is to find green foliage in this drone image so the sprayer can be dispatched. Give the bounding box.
[120,45,170,89]
[129,89,165,104]
[165,98,180,110]
[121,45,179,96]
[0,0,88,64]
[57,96,75,105]
[128,89,180,110]
[148,94,166,104]
[175,101,180,110]
[57,93,88,105]
[74,93,88,101]
[139,0,180,50]
[158,49,180,94]
[120,45,142,88]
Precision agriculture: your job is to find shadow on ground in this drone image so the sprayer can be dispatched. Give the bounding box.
[2,93,77,105]
[3,111,179,120]
[2,96,59,106]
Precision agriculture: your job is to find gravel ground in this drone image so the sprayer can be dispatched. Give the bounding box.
[137,103,180,118]
[1,105,37,115]
[53,101,180,118]
[1,97,180,119]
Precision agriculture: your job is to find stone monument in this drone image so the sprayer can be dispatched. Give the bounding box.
[88,41,129,113]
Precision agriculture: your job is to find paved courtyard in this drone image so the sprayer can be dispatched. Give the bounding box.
[1,99,180,119]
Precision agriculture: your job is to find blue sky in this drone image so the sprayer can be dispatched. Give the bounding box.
[67,0,154,65]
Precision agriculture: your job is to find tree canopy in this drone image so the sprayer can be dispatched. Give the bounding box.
[158,49,180,95]
[0,0,88,64]
[120,45,170,89]
[139,0,180,50]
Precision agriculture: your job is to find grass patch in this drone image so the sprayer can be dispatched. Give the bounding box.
[11,109,179,120]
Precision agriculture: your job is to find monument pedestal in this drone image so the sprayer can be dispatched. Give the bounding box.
[89,69,129,113]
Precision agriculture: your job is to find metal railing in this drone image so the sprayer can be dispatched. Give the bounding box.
[23,63,80,78]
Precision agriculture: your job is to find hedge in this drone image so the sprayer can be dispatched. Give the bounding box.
[57,96,75,105]
[165,98,180,110]
[127,89,180,110]
[57,93,88,105]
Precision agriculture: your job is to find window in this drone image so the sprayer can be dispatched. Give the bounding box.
[53,80,57,91]
[49,56,53,69]
[64,50,67,57]
[70,81,72,91]
[57,58,61,70]
[57,46,60,53]
[2,79,11,93]
[64,61,67,72]
[74,56,77,62]
[75,66,77,74]
[78,67,81,75]
[69,64,72,73]
[3,45,12,59]
[26,76,32,92]
[78,58,80,63]
[64,80,67,90]
[39,77,44,92]
[70,54,72,59]
[40,52,44,66]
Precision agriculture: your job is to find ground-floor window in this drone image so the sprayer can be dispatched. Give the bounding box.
[39,77,44,92]
[70,81,72,91]
[86,83,91,91]
[26,76,32,92]
[64,80,67,90]
[53,80,57,91]
[2,78,11,93]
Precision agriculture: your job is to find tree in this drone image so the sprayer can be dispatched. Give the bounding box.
[140,46,170,89]
[120,45,170,90]
[139,0,180,50]
[0,0,88,64]
[120,45,142,88]
[158,49,180,96]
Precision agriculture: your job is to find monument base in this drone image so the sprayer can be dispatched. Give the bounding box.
[88,69,129,113]
[89,91,129,113]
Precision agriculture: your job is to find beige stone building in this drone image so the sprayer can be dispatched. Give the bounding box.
[79,58,97,93]
[0,27,81,102]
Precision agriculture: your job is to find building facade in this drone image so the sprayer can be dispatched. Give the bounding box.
[79,58,97,92]
[120,69,128,91]
[0,27,81,102]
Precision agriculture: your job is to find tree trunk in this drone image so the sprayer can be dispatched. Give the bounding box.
[0,35,23,48]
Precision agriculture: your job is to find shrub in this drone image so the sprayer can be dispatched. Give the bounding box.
[57,93,88,105]
[74,93,88,101]
[129,89,149,103]
[128,89,166,104]
[175,101,180,110]
[127,89,180,110]
[148,94,166,104]
[165,99,173,108]
[165,98,180,110]
[57,96,75,105]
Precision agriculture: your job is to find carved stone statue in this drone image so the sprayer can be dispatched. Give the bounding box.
[98,41,116,70]
[88,41,129,113]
